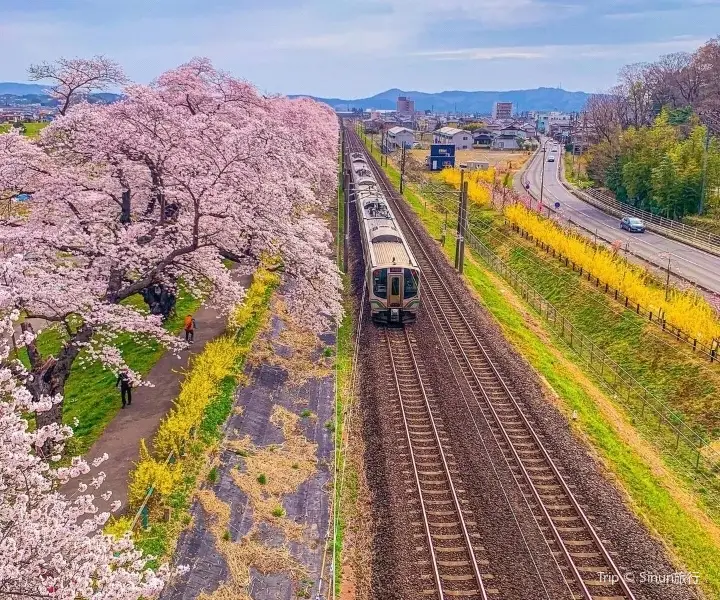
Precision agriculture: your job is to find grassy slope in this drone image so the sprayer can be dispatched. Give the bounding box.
[361,133,720,597]
[18,292,201,456]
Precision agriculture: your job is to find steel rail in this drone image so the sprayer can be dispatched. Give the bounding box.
[349,130,487,599]
[350,126,636,600]
[385,327,488,600]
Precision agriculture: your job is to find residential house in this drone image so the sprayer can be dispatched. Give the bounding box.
[433,126,472,150]
[386,126,415,150]
[473,130,494,147]
[491,126,527,150]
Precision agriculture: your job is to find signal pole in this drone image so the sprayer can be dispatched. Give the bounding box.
[455,168,466,270]
[400,144,407,194]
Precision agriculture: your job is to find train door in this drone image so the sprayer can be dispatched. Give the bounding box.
[388,270,402,323]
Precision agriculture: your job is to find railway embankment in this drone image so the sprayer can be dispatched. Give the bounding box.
[356,128,720,599]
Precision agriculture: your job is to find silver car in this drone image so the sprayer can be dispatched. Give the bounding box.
[620,216,645,232]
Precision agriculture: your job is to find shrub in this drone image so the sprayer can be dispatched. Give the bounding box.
[208,467,219,483]
[127,441,181,506]
[504,203,720,346]
[121,267,279,554]
[437,166,493,206]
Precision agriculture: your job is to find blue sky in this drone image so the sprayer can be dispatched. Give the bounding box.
[0,0,717,97]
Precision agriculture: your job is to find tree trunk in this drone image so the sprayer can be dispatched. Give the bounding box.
[23,324,93,453]
[141,283,177,321]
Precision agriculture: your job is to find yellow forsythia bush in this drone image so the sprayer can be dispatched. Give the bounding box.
[230,268,280,330]
[437,167,493,206]
[152,268,279,458]
[505,203,720,346]
[152,336,244,458]
[128,440,182,505]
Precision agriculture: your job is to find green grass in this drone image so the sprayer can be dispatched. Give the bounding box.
[332,146,358,594]
[17,290,201,456]
[563,151,593,189]
[257,473,267,485]
[367,132,720,598]
[464,217,720,437]
[332,279,354,595]
[683,213,720,236]
[0,121,49,137]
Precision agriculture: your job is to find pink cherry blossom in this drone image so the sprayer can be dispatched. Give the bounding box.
[0,313,175,600]
[0,57,340,428]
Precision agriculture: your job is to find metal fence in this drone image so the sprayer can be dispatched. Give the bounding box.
[460,222,720,485]
[512,224,719,362]
[410,178,720,494]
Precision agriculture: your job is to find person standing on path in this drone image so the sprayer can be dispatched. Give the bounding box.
[116,369,132,408]
[184,314,196,343]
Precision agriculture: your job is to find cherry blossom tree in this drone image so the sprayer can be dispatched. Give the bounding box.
[0,57,341,430]
[28,55,127,116]
[0,311,172,600]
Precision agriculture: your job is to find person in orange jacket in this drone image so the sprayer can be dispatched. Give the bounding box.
[184,314,196,343]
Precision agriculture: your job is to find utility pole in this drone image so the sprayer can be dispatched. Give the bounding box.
[665,255,672,301]
[458,181,469,274]
[699,125,711,216]
[539,142,547,212]
[400,144,407,194]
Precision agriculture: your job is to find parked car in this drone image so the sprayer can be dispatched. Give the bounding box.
[620,216,645,232]
[412,142,422,149]
[547,155,555,162]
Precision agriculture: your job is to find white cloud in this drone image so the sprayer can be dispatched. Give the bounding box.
[416,38,708,61]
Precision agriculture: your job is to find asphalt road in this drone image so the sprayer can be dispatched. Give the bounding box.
[523,143,720,297]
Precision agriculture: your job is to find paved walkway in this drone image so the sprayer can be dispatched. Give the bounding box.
[64,275,251,515]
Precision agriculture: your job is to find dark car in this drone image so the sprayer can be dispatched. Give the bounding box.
[620,216,645,232]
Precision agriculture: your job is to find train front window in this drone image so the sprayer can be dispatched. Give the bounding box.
[373,269,387,299]
[404,268,418,298]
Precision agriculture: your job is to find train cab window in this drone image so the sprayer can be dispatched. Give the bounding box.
[373,269,387,298]
[404,268,418,298]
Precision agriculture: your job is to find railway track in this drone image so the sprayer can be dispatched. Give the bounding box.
[348,127,636,600]
[385,327,489,599]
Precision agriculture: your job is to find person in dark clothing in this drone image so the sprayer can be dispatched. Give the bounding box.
[116,370,132,408]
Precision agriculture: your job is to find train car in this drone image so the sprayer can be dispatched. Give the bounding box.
[348,151,421,324]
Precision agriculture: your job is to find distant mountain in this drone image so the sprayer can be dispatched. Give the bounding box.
[293,87,591,113]
[0,89,123,108]
[0,82,49,95]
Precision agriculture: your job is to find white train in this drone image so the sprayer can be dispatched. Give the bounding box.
[349,151,421,324]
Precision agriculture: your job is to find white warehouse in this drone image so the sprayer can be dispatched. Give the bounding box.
[433,127,472,150]
[386,126,415,150]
